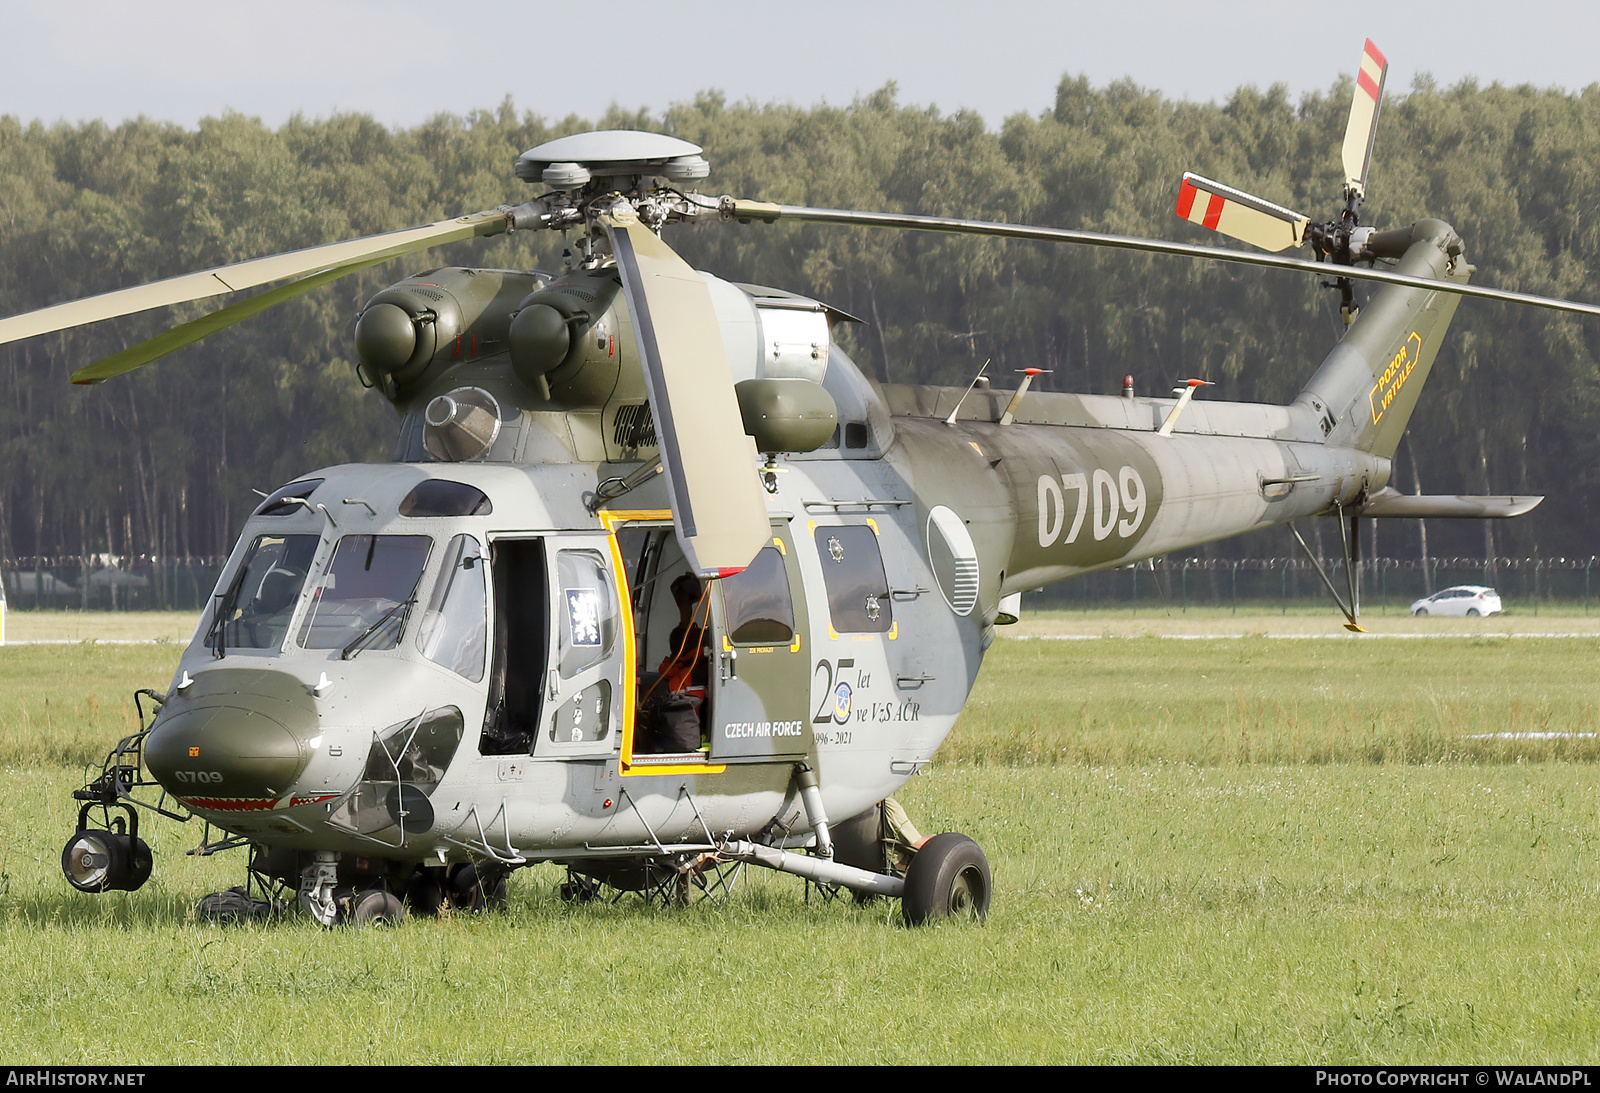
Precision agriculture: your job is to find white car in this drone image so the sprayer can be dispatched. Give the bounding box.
[1410,585,1502,617]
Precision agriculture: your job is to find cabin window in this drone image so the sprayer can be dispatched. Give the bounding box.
[297,534,432,652]
[813,525,892,633]
[399,479,493,517]
[208,533,320,652]
[556,549,617,677]
[416,535,487,681]
[719,546,795,645]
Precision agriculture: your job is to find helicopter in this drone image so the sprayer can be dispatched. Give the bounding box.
[7,39,1592,927]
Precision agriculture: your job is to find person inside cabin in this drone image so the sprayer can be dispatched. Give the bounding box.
[638,572,710,753]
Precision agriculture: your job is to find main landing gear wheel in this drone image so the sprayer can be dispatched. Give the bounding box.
[61,830,152,893]
[447,863,509,911]
[350,887,407,927]
[405,869,447,916]
[901,833,990,926]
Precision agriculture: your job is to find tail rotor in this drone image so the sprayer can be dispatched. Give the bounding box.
[1175,38,1391,323]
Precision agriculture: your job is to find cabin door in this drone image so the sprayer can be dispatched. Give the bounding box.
[706,523,812,762]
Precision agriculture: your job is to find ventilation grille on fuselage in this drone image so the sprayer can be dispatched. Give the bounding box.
[613,403,656,449]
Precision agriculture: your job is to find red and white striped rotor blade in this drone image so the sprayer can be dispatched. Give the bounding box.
[1342,38,1388,197]
[1174,173,1309,253]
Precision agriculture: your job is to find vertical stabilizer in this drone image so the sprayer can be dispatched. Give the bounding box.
[1296,219,1469,459]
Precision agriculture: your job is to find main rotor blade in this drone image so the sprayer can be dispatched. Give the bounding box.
[601,210,770,578]
[1175,173,1309,252]
[1342,38,1388,198]
[0,208,513,350]
[68,254,395,384]
[726,201,1600,319]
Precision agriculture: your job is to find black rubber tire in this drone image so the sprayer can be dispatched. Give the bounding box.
[350,887,407,927]
[197,886,268,924]
[1414,608,1428,616]
[448,863,508,912]
[830,805,887,875]
[405,869,447,917]
[1467,608,1480,617]
[901,832,991,926]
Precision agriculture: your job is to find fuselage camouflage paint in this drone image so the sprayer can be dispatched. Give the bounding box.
[138,221,1466,866]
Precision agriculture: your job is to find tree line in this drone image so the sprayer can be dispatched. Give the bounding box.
[4,74,1599,576]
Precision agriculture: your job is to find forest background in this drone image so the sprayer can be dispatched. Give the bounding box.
[4,74,1599,581]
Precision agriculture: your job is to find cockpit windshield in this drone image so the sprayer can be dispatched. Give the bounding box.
[208,534,321,654]
[297,535,432,655]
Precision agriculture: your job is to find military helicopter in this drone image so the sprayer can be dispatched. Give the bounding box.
[8,40,1592,926]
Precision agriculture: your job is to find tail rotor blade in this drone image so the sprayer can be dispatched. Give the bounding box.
[601,210,770,578]
[1342,38,1388,198]
[1175,173,1310,252]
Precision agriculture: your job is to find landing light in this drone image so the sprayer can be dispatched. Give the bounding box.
[61,830,152,893]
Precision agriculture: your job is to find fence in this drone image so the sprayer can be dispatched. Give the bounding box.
[2,556,227,612]
[1029,556,1600,615]
[2,553,1598,614]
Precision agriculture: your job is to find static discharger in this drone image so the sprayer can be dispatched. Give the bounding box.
[1157,379,1214,437]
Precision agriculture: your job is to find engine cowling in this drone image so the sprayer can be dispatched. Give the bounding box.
[354,267,548,398]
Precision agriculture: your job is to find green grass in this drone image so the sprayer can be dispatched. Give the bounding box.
[951,634,1600,766]
[5,630,1600,1062]
[0,644,180,766]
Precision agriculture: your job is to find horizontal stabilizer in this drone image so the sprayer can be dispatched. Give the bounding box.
[1358,488,1543,519]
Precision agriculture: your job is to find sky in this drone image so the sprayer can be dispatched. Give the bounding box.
[4,1,1598,133]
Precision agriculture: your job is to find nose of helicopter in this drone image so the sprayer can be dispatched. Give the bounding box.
[143,668,319,809]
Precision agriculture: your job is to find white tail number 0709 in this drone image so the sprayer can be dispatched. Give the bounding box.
[1037,466,1148,548]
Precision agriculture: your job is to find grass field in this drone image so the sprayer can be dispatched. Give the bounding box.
[3,613,1600,1063]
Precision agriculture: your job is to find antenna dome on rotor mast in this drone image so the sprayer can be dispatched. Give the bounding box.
[514,131,710,190]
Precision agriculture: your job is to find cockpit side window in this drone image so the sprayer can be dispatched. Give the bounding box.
[297,535,432,652]
[416,535,487,681]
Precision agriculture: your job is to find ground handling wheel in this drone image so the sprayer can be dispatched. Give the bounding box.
[901,833,991,926]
